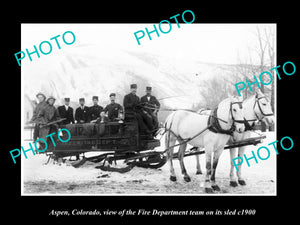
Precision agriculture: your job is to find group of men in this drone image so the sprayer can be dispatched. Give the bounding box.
[30,84,160,146]
[61,94,123,125]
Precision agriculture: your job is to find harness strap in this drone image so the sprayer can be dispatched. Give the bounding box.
[163,112,211,154]
[254,96,274,119]
[207,108,235,135]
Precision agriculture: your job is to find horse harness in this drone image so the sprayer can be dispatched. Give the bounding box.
[207,101,244,135]
[163,96,273,152]
[244,96,274,131]
[163,101,244,151]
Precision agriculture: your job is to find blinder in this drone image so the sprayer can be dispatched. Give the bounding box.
[230,101,245,124]
[254,96,274,119]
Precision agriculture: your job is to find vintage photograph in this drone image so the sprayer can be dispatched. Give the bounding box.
[21,23,276,195]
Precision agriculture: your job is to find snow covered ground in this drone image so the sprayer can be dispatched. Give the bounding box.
[22,131,276,195]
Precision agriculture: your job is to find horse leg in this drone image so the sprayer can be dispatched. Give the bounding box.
[204,145,213,193]
[195,154,202,175]
[210,148,223,191]
[237,146,247,185]
[229,147,238,187]
[178,140,190,182]
[166,131,177,182]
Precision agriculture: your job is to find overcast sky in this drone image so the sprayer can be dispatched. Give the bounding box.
[22,23,276,66]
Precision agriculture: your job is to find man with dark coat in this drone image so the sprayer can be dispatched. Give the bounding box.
[89,96,103,121]
[123,84,140,116]
[30,92,47,142]
[36,96,61,150]
[141,87,160,113]
[141,86,160,130]
[103,93,123,121]
[57,98,75,124]
[123,84,153,134]
[75,98,90,123]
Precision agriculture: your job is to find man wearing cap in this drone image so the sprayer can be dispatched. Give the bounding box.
[141,86,160,130]
[103,93,123,121]
[57,98,75,124]
[89,96,103,122]
[75,98,90,123]
[123,84,139,115]
[36,96,61,150]
[30,92,47,142]
[123,84,152,134]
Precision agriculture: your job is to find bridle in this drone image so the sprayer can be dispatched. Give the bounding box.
[242,95,274,131]
[253,96,274,120]
[230,101,245,125]
[214,101,245,134]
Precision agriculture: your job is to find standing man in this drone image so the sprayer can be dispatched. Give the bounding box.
[30,92,47,142]
[57,97,75,124]
[103,93,123,122]
[123,84,152,134]
[89,96,103,122]
[36,96,61,150]
[141,86,160,130]
[75,98,90,123]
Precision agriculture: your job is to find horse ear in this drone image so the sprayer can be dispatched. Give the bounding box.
[256,89,263,96]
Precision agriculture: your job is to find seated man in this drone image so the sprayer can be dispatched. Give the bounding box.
[57,97,75,125]
[89,96,103,121]
[140,86,160,131]
[75,98,90,123]
[123,84,153,134]
[103,93,123,122]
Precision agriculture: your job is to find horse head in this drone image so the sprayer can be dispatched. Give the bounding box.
[254,89,275,126]
[229,95,245,133]
[218,95,245,133]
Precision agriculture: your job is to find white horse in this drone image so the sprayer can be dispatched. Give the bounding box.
[194,89,275,187]
[228,89,274,186]
[165,95,245,193]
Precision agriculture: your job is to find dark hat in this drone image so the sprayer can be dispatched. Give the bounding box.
[92,96,98,100]
[109,93,116,97]
[130,84,137,89]
[36,92,46,99]
[47,96,56,102]
[146,86,152,91]
[79,98,85,102]
[64,97,70,102]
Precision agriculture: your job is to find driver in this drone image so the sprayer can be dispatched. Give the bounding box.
[123,84,153,134]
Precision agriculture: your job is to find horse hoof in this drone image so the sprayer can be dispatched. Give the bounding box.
[211,184,221,192]
[196,171,202,175]
[170,176,177,182]
[230,181,238,187]
[184,176,191,182]
[238,180,246,185]
[205,187,214,193]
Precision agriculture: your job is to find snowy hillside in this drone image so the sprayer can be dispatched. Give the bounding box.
[22,43,236,110]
